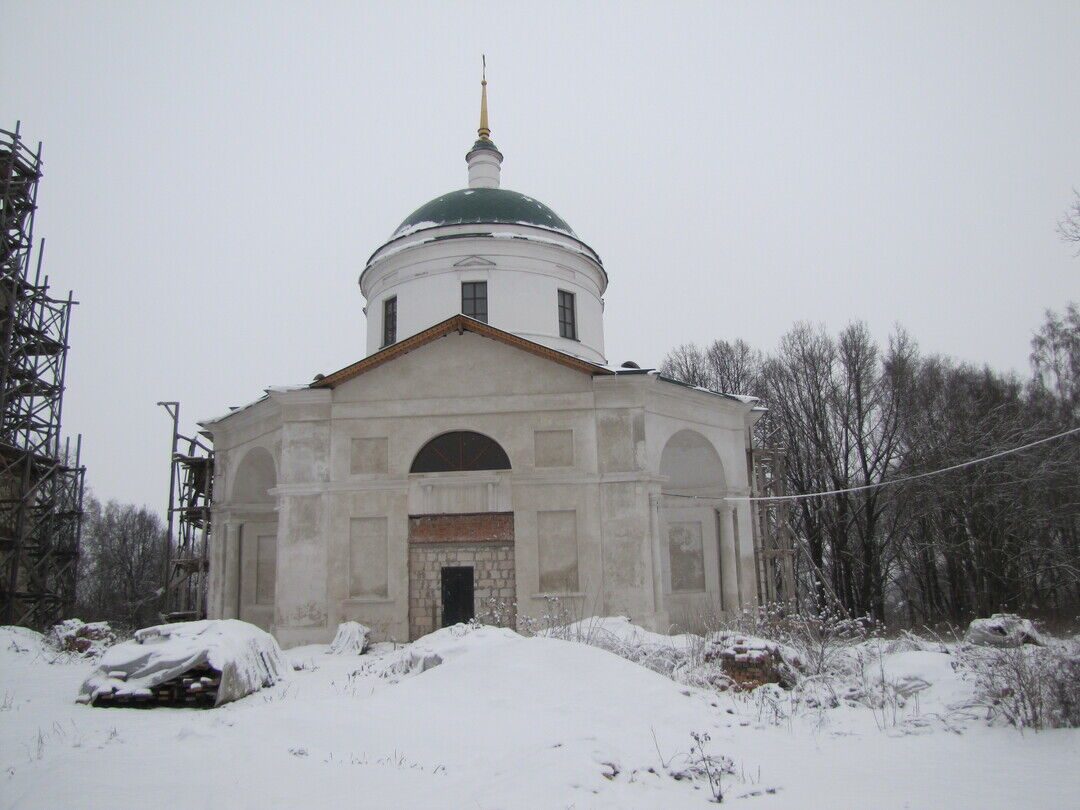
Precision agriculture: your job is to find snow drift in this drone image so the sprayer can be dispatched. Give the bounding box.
[362,622,520,679]
[78,619,287,707]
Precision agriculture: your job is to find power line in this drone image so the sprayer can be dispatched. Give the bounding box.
[667,425,1080,504]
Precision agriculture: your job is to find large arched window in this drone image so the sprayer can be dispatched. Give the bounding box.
[410,431,511,473]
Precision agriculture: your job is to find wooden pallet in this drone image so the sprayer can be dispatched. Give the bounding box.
[92,667,221,708]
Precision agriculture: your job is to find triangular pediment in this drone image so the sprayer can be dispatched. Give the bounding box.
[311,315,612,389]
[452,256,497,267]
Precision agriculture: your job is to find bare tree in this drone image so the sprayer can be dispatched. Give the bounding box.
[1058,190,1080,255]
[659,343,711,388]
[705,338,763,395]
[1029,303,1080,419]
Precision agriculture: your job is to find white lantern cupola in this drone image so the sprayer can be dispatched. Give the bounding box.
[360,67,608,364]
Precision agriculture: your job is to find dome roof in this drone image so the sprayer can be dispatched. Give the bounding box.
[391,187,576,240]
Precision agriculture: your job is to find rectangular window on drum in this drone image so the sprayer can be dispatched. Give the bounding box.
[382,296,397,347]
[558,290,577,340]
[461,281,488,322]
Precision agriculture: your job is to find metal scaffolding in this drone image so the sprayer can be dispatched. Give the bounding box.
[0,123,86,629]
[158,402,213,620]
[748,447,797,607]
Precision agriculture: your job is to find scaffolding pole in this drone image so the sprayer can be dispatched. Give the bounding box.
[158,401,213,621]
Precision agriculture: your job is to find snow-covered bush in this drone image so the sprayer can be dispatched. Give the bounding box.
[328,621,371,655]
[956,640,1080,730]
[534,616,696,677]
[680,601,877,679]
[778,609,879,677]
[78,619,287,707]
[517,595,587,638]
[45,619,117,657]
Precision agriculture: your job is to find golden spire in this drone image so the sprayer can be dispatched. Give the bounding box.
[478,55,491,140]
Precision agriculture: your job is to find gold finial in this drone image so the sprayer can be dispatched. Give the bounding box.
[478,54,491,140]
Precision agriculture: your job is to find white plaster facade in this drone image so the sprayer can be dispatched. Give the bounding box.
[202,118,765,647]
[203,325,762,646]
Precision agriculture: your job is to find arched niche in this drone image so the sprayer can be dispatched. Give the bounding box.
[231,446,277,503]
[659,429,726,494]
[410,431,511,474]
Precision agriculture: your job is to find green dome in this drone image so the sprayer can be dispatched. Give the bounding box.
[391,187,576,239]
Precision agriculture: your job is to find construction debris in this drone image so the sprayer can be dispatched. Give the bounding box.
[46,618,116,656]
[78,619,286,708]
[328,621,371,655]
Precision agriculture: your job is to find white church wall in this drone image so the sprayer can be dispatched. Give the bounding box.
[510,481,604,625]
[324,487,410,642]
[204,335,765,646]
[659,503,724,629]
[278,416,331,487]
[304,332,610,643]
[584,389,663,623]
[406,471,512,515]
[643,383,764,614]
[333,331,593,404]
[230,445,278,504]
[597,481,656,620]
[274,493,330,648]
[237,520,277,632]
[205,417,283,629]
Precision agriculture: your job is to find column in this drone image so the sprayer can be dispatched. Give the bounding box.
[220,521,241,619]
[715,504,738,612]
[648,493,665,624]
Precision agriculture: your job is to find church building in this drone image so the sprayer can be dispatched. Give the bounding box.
[202,79,765,647]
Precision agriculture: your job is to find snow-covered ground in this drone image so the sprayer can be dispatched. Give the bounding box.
[2,621,1078,809]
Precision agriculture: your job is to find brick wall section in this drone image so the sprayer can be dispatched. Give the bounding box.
[408,512,514,544]
[408,543,516,640]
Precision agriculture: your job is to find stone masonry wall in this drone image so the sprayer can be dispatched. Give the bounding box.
[408,543,516,640]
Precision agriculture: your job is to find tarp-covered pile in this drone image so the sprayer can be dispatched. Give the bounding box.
[78,619,287,707]
[328,621,371,655]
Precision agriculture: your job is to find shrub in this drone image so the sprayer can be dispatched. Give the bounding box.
[957,642,1080,730]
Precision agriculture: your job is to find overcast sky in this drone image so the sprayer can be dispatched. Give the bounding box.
[3,1,1077,511]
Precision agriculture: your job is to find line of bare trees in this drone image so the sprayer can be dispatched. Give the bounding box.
[661,304,1079,625]
[75,494,165,631]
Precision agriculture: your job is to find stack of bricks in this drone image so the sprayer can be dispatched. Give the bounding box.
[702,634,798,691]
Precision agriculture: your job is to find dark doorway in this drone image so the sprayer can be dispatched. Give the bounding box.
[441,566,475,627]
